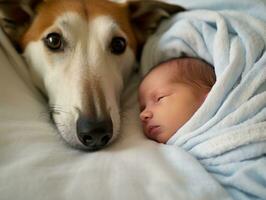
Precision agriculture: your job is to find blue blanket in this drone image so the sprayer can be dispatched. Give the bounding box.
[141,0,266,199]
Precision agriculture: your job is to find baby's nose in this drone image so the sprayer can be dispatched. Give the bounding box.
[140,109,152,122]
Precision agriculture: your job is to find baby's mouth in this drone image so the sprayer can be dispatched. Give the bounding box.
[147,125,161,137]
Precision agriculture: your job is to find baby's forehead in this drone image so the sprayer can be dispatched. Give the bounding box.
[139,61,178,89]
[147,61,177,78]
[139,67,172,94]
[145,57,212,81]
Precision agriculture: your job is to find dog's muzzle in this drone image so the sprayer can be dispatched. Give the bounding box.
[76,115,113,151]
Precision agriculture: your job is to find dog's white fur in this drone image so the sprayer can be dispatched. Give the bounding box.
[23,13,135,148]
[1,0,183,150]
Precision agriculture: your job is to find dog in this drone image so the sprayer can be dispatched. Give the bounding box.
[0,0,184,150]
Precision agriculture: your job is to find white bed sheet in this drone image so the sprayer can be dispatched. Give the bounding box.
[0,30,230,200]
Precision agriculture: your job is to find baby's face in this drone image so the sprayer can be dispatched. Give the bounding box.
[138,64,207,143]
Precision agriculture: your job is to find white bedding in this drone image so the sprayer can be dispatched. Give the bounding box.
[0,29,231,199]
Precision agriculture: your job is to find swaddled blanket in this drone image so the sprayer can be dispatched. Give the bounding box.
[141,0,266,199]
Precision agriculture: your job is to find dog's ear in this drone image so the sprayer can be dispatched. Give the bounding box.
[128,0,185,48]
[0,0,41,52]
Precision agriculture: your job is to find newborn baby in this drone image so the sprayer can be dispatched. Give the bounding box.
[138,57,216,143]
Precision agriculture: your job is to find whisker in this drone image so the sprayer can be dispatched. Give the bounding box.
[49,105,70,114]
[48,104,69,115]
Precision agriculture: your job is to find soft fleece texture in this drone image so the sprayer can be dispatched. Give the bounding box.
[141,0,266,199]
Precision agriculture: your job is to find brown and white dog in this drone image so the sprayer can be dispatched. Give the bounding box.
[0,0,184,150]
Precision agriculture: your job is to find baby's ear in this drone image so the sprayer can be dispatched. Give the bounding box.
[203,93,209,100]
[201,90,210,103]
[128,0,185,49]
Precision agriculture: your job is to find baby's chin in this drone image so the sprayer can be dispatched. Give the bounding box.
[146,131,171,144]
[155,135,170,144]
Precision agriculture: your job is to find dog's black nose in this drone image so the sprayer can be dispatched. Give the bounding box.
[76,115,113,150]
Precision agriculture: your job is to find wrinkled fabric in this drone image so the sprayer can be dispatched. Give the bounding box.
[141,0,266,199]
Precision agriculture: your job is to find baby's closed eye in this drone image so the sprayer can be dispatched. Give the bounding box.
[156,93,170,102]
[157,96,165,102]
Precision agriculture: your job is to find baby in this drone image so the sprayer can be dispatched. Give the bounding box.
[138,57,216,143]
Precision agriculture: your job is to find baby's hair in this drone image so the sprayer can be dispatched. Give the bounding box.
[147,57,216,89]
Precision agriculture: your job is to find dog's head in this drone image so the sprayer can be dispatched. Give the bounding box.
[1,0,184,150]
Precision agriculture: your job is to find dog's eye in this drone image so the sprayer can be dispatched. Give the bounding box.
[110,37,126,55]
[44,33,63,51]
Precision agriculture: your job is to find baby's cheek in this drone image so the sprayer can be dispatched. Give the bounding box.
[168,118,183,133]
[158,129,176,144]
